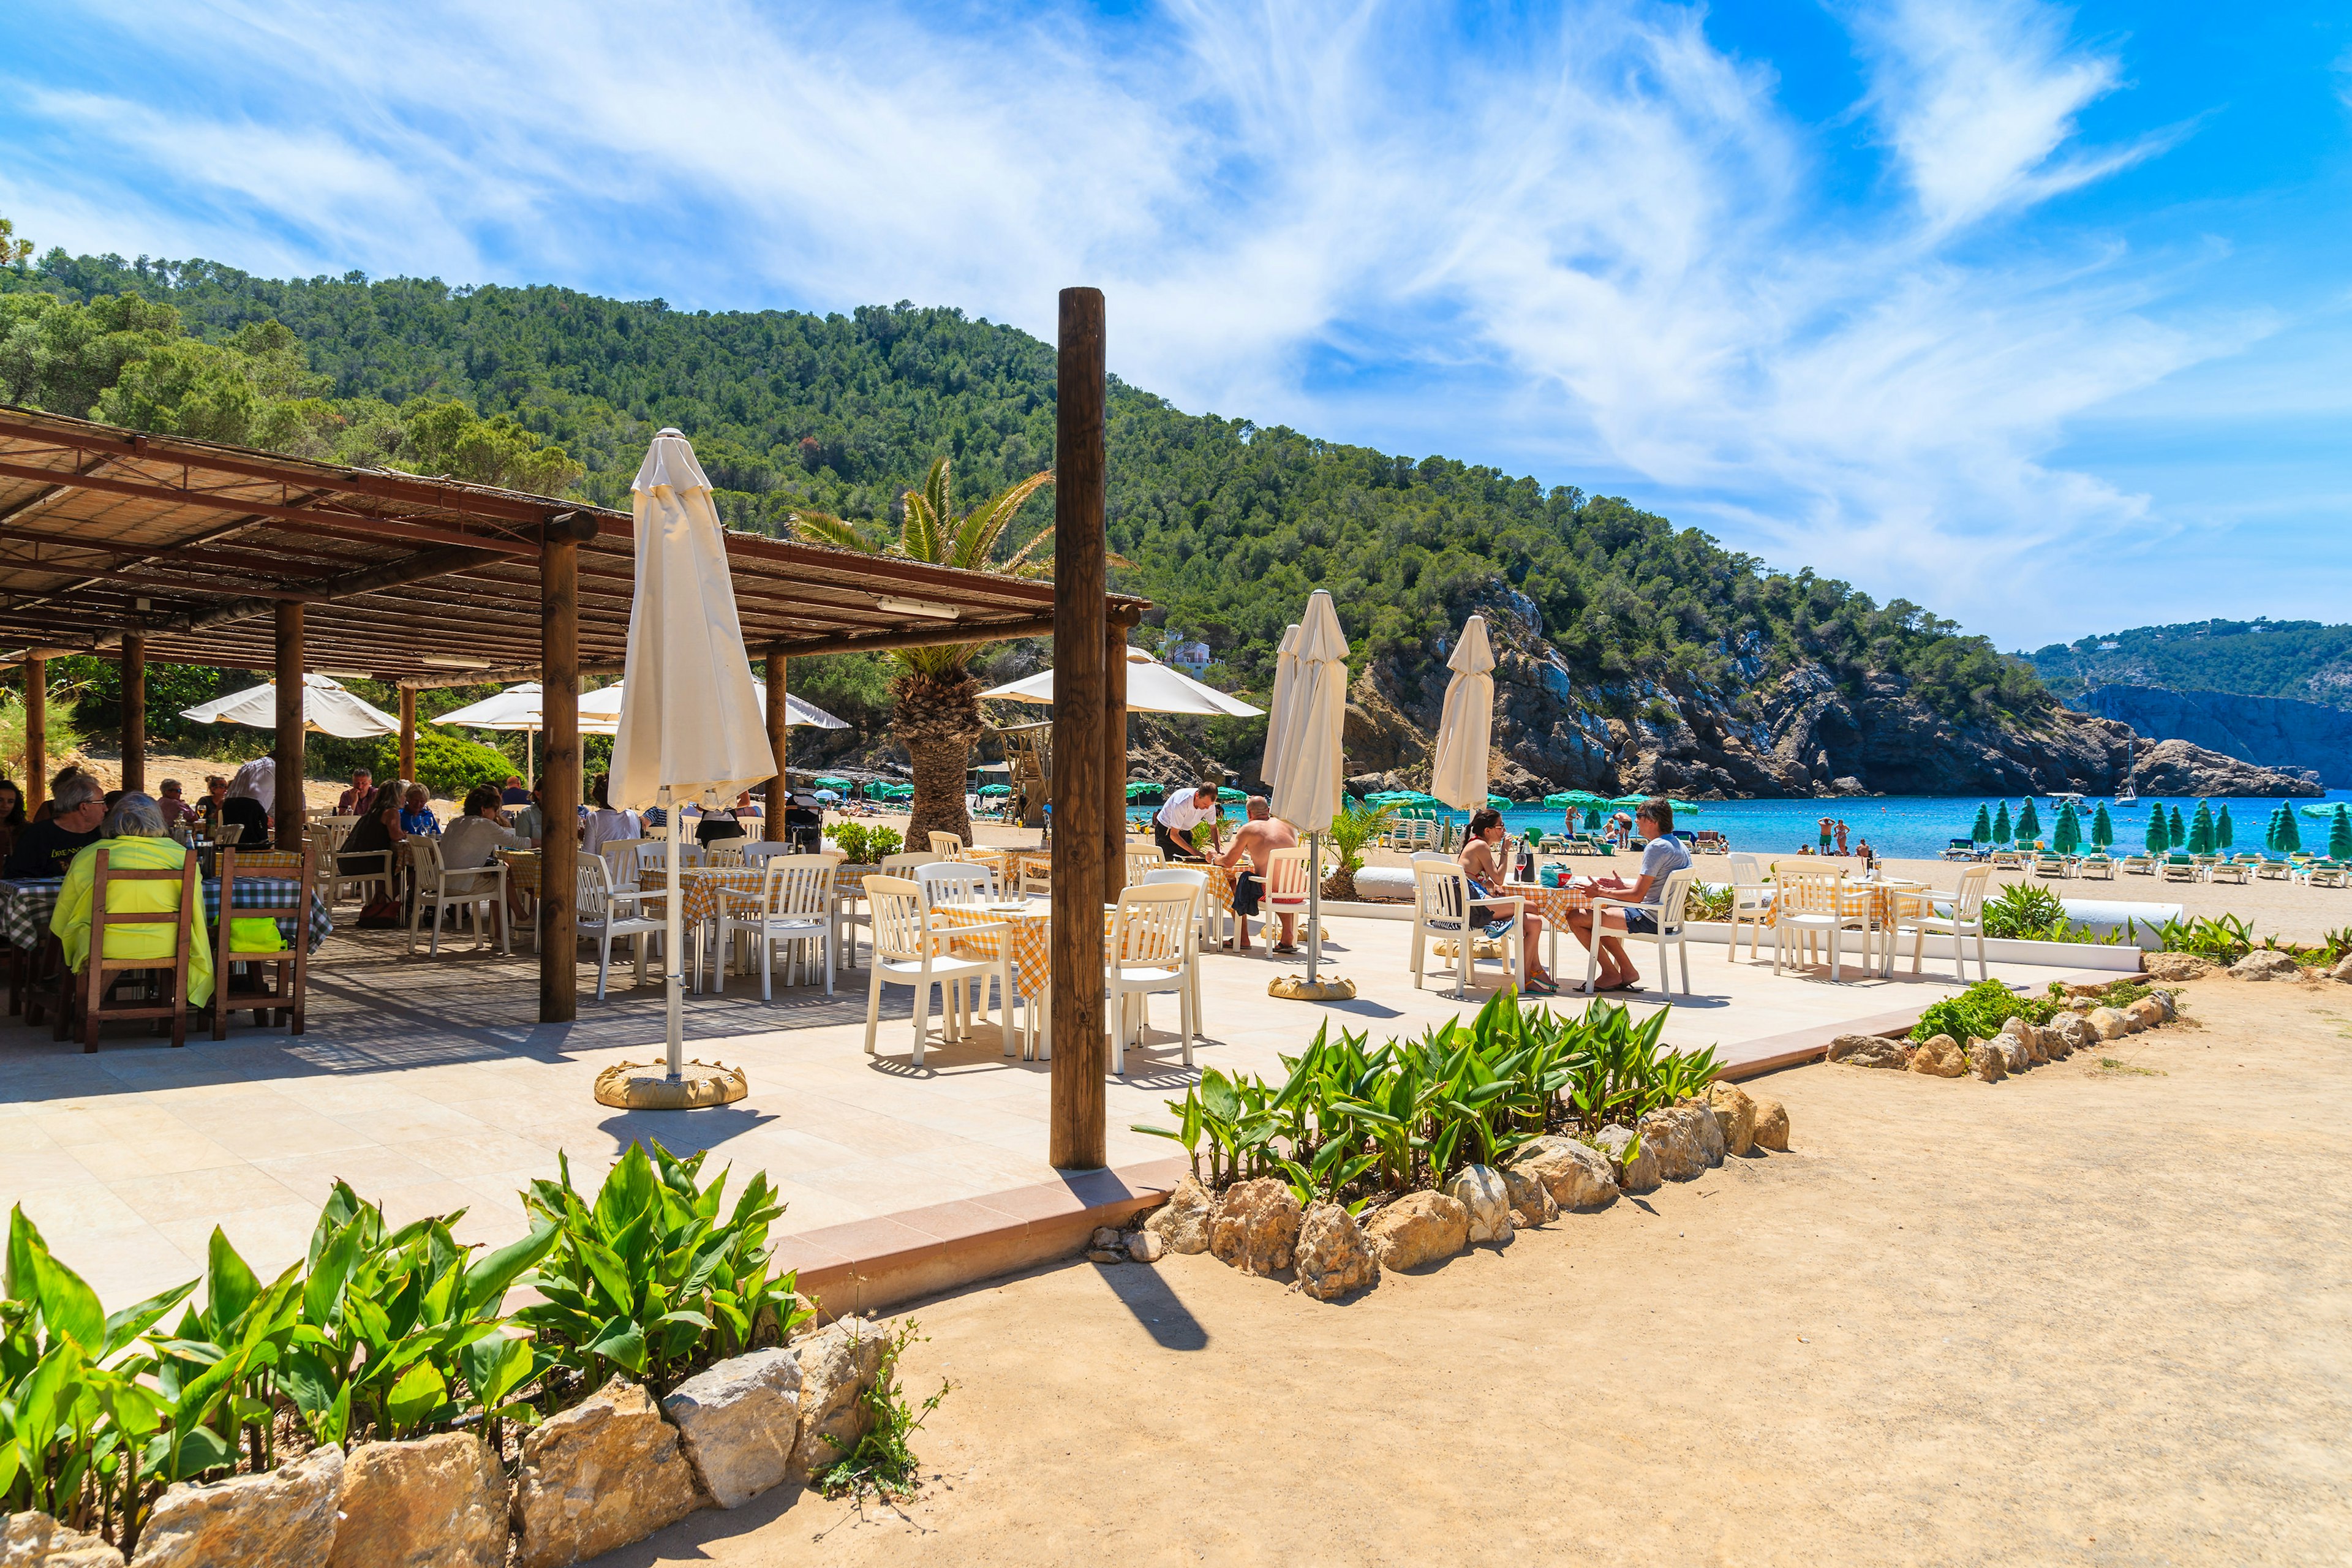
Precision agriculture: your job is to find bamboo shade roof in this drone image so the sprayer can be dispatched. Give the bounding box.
[0,405,1142,682]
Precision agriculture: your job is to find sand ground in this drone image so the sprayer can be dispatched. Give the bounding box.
[619,972,2352,1568]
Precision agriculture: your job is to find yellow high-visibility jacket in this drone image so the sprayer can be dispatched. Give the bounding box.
[50,835,216,1008]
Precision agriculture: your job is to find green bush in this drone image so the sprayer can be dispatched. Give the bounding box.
[1910,979,2060,1044]
[372,729,513,798]
[829,822,870,862]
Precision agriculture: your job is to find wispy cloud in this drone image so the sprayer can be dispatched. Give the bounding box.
[0,0,2299,643]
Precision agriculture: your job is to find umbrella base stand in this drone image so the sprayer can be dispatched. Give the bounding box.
[1268,974,1356,1001]
[594,1060,750,1110]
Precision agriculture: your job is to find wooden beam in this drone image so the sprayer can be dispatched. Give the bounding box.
[120,633,146,794]
[765,651,788,829]
[1050,285,1109,1172]
[23,656,45,813]
[539,527,581,1024]
[274,603,305,849]
[768,613,1062,660]
[399,688,417,784]
[1104,617,1128,901]
[401,657,630,691]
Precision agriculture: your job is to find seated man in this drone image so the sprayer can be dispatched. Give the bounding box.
[1217,796,1298,952]
[1153,782,1222,863]
[500,774,531,806]
[1562,797,1692,993]
[335,768,375,815]
[156,778,201,827]
[4,772,107,878]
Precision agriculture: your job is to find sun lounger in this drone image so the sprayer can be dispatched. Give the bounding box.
[2309,860,2348,889]
[2256,858,2290,880]
[2032,854,2067,879]
[2117,854,2153,875]
[2209,859,2250,884]
[2161,854,2198,883]
[2076,854,2114,880]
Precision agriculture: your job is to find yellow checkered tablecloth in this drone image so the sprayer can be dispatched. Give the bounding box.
[638,866,771,924]
[932,903,1054,994]
[500,849,538,897]
[1495,881,1596,922]
[1002,851,1240,914]
[227,849,307,872]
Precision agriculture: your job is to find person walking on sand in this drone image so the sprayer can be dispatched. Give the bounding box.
[1218,796,1299,952]
[1834,819,1850,856]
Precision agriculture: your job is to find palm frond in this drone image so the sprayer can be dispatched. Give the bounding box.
[788,510,876,553]
[949,469,1054,568]
[900,455,951,564]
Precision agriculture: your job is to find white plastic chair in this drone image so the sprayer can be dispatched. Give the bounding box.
[576,856,667,1001]
[927,831,967,859]
[1261,846,1316,954]
[915,861,1006,1035]
[1123,843,1164,886]
[631,840,706,878]
[1582,867,1695,998]
[1106,882,1198,1073]
[1894,864,1992,984]
[1771,868,1865,982]
[715,854,835,1000]
[1141,864,1210,1031]
[1409,856,1522,998]
[405,840,508,957]
[860,875,1010,1066]
[1725,853,1773,963]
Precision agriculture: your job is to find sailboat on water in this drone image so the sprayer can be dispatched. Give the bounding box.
[2117,739,2139,806]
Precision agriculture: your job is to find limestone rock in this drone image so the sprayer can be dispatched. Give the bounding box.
[2124,997,2168,1032]
[2000,1018,2046,1065]
[1638,1103,1723,1182]
[1967,1041,2007,1083]
[2230,950,2301,982]
[2333,955,2352,984]
[1706,1082,1757,1156]
[2051,1014,2094,1054]
[1363,1191,1471,1272]
[1826,1033,1912,1069]
[1910,1034,1967,1076]
[1500,1163,1559,1227]
[1446,1165,1514,1244]
[1507,1135,1618,1211]
[2067,996,2094,1014]
[1085,1249,1125,1264]
[1127,1229,1166,1263]
[2087,1006,2130,1041]
[1292,1202,1379,1301]
[3,1513,124,1567]
[328,1433,505,1568]
[1992,1036,2029,1074]
[2061,981,2111,998]
[511,1379,703,1567]
[2147,988,2179,1020]
[1143,1175,1215,1254]
[1208,1178,1302,1276]
[133,1442,342,1568]
[787,1318,888,1484]
[1750,1096,1790,1151]
[1593,1125,1661,1193]
[662,1349,805,1510]
[1088,1226,1123,1250]
[2143,952,2217,983]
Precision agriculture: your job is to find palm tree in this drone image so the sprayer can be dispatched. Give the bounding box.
[791,456,1053,849]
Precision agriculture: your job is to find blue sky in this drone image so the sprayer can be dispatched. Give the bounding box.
[5,0,2348,651]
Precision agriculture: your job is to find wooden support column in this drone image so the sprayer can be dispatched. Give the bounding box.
[273,603,306,848]
[765,652,788,829]
[398,688,417,784]
[1104,615,1129,899]
[538,517,587,1024]
[22,656,45,813]
[1050,285,1109,1170]
[119,634,146,794]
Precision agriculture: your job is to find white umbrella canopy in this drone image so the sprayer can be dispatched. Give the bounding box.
[180,673,399,739]
[1428,614,1495,812]
[1259,622,1303,787]
[432,682,543,731]
[1266,591,1351,990]
[979,644,1264,717]
[580,679,846,737]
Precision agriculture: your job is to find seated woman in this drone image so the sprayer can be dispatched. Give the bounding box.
[1562,797,1692,993]
[338,782,407,878]
[49,793,217,1011]
[400,784,441,837]
[581,774,641,861]
[1457,808,1556,995]
[216,758,274,848]
[440,785,521,869]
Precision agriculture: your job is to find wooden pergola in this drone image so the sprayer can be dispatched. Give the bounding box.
[2,298,1137,1166]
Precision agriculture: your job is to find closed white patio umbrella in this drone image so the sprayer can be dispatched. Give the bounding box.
[181,673,398,739]
[1265,591,1351,997]
[978,644,1264,717]
[597,428,772,1110]
[1259,623,1303,788]
[1428,615,1494,812]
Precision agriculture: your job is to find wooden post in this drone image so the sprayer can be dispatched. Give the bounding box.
[273,603,306,848]
[1104,616,1129,900]
[540,522,584,1024]
[1050,286,1109,1170]
[765,651,788,831]
[119,635,146,794]
[22,656,45,814]
[398,688,417,784]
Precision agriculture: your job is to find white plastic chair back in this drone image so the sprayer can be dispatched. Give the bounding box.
[1953,864,1992,920]
[739,840,798,867]
[914,861,993,908]
[928,832,967,859]
[576,855,621,922]
[880,851,943,879]
[1651,868,1697,935]
[863,876,929,962]
[760,854,836,919]
[1413,860,1471,929]
[1124,845,1164,884]
[1264,846,1313,908]
[1110,884,1194,968]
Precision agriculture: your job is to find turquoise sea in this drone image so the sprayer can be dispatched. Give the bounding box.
[1479,789,2352,861]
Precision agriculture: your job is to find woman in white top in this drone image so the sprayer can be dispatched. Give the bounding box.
[1563,796,1691,992]
[580,772,641,861]
[439,785,521,869]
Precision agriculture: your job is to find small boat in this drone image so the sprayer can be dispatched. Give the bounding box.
[2117,742,2139,806]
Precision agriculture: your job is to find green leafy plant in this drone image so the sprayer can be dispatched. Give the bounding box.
[1910,979,2061,1044]
[829,821,871,863]
[1322,798,1401,900]
[371,728,514,796]
[813,1320,949,1504]
[2157,913,2254,965]
[866,826,904,860]
[1683,881,1733,922]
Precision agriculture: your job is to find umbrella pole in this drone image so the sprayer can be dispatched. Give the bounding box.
[1305,831,1322,982]
[665,786,683,1080]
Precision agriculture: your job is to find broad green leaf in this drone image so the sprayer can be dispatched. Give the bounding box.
[385,1360,446,1434]
[203,1229,260,1333]
[104,1276,197,1359]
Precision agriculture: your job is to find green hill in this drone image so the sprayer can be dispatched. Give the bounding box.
[6,247,2051,781]
[2027,622,2352,708]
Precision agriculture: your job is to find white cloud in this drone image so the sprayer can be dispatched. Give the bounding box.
[0,0,2276,643]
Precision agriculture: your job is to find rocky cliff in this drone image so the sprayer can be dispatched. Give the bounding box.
[2072,684,2351,788]
[1327,592,2321,799]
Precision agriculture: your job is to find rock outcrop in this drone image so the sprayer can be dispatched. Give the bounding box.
[1909,1035,1967,1077]
[511,1381,704,1568]
[1445,1166,1514,1245]
[663,1349,805,1510]
[1292,1204,1379,1301]
[2230,951,2302,982]
[1363,1191,1471,1272]
[133,1443,343,1568]
[2075,684,2351,789]
[1143,1176,1215,1254]
[1827,1033,1912,1069]
[1706,1082,1757,1157]
[4,1512,124,1567]
[1593,1125,1661,1193]
[787,1319,888,1485]
[328,1434,506,1568]
[1509,1136,1619,1211]
[1638,1103,1724,1181]
[1208,1178,1302,1276]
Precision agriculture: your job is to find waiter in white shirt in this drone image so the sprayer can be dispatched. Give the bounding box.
[1153,783,1224,862]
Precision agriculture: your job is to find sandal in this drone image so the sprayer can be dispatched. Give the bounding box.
[1271,941,1298,954]
[1525,976,1559,995]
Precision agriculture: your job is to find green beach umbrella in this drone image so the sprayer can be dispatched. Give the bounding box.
[2145,809,2168,854]
[2276,805,2301,854]
[1486,794,1512,810]
[979,783,1009,796]
[2052,801,2082,854]
[2217,804,2234,848]
[2090,802,2113,848]
[1992,801,2012,844]
[1585,806,1604,830]
[813,775,852,791]
[2185,801,2215,856]
[1970,804,1992,842]
[2015,799,2041,842]
[2332,805,2352,861]
[2165,805,2183,845]
[1125,780,1159,799]
[2264,806,2283,853]
[1216,786,1247,804]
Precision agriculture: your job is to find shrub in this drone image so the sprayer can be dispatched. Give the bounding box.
[830,821,870,862]
[371,729,513,797]
[866,826,903,859]
[1910,979,2060,1044]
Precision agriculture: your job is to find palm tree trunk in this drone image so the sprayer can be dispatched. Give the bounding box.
[903,734,974,851]
[891,668,981,851]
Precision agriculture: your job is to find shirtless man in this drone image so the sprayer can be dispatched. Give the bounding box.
[1218,796,1299,951]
